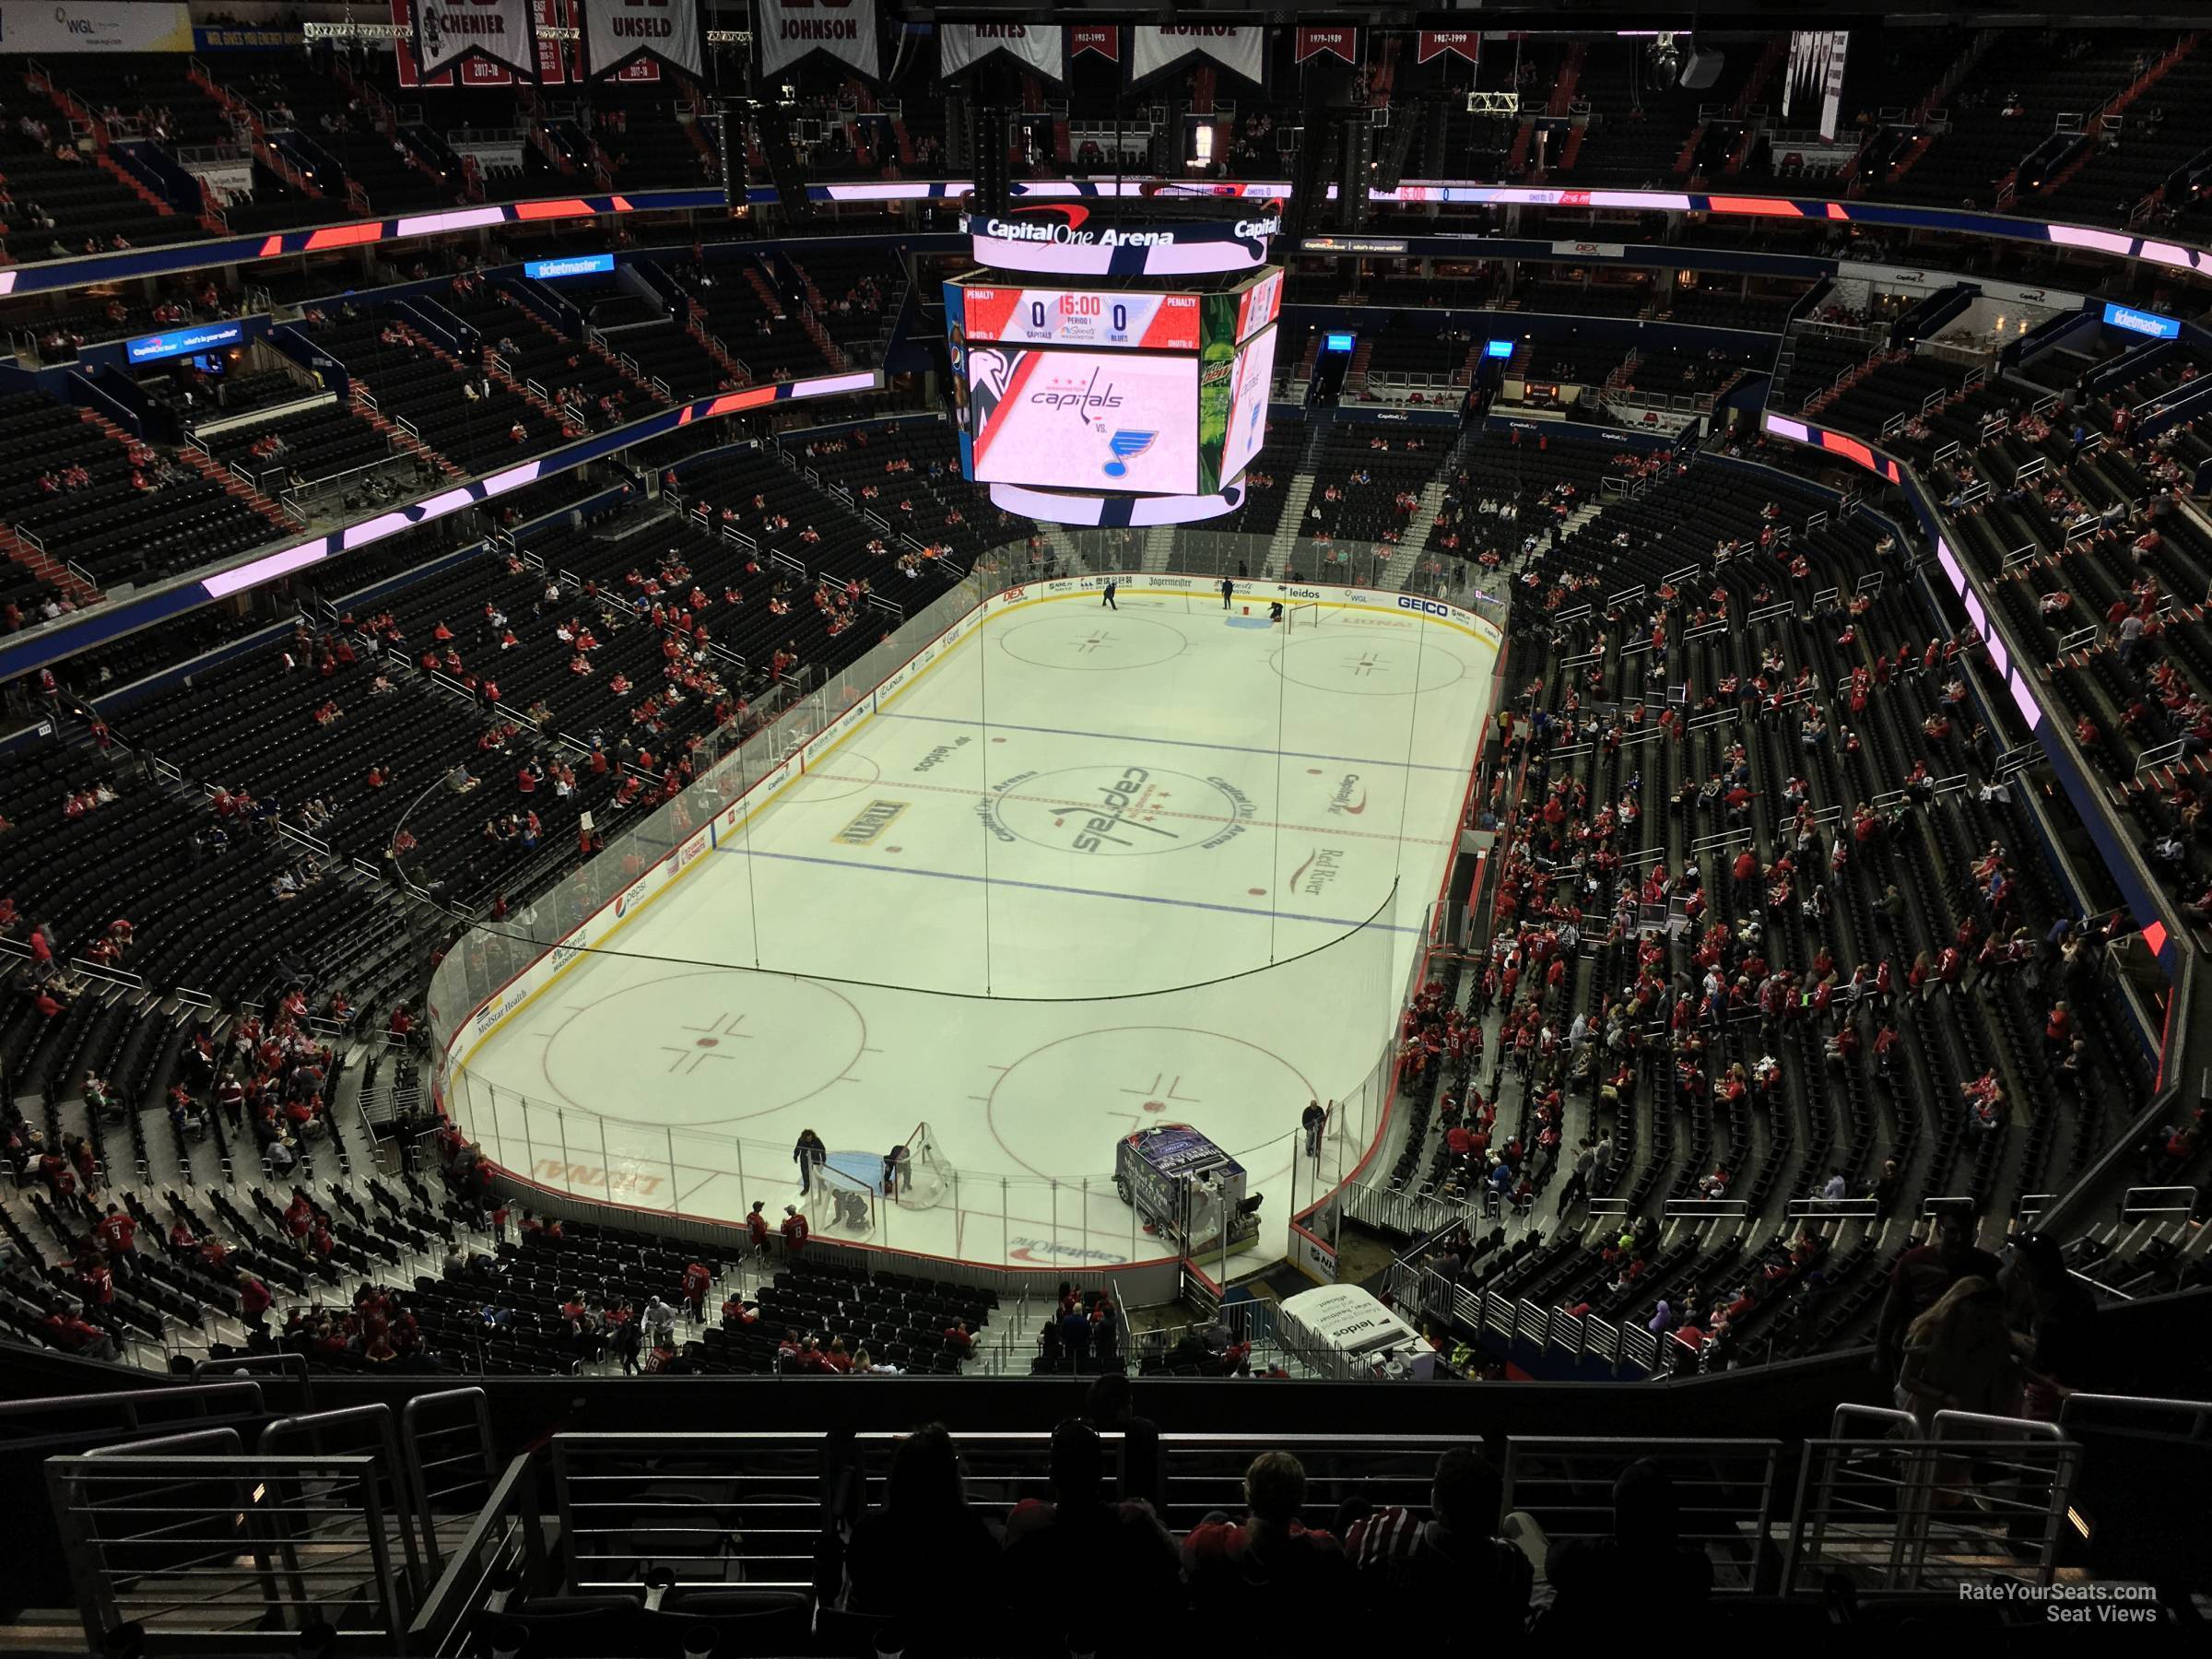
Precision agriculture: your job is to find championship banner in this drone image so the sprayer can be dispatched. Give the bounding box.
[1130,24,1265,88]
[1069,24,1118,64]
[580,0,701,79]
[1784,29,1850,142]
[940,21,1063,81]
[757,0,880,81]
[1294,27,1357,66]
[396,0,566,88]
[1417,29,1480,66]
[410,0,540,81]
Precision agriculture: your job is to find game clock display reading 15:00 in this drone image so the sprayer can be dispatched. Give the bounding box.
[956,286,1203,351]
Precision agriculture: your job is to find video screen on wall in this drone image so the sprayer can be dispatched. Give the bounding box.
[1217,325,1277,489]
[964,346,1201,497]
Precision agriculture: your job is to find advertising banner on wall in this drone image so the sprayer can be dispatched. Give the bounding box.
[0,2,191,53]
[580,0,701,78]
[940,21,1062,81]
[411,0,541,81]
[1131,24,1265,87]
[757,0,880,81]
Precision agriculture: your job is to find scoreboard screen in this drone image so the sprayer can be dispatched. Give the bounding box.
[959,287,1203,352]
[947,267,1281,501]
[967,347,1201,496]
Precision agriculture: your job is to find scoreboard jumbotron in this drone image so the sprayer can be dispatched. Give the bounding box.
[944,202,1284,526]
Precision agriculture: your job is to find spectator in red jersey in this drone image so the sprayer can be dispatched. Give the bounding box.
[681,1260,711,1321]
[239,1269,272,1333]
[745,1199,771,1259]
[779,1204,808,1255]
[1182,1452,1355,1642]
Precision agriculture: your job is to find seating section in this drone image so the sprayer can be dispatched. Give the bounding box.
[1409,450,2156,1367]
[0,101,200,262]
[0,390,287,591]
[1300,427,1450,547]
[311,314,559,477]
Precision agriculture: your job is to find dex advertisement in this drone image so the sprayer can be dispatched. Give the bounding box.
[955,286,1201,351]
[968,347,1198,496]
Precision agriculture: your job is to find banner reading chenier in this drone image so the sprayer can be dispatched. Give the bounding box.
[940,20,1063,81]
[1130,23,1265,87]
[580,0,703,78]
[411,0,540,81]
[757,0,880,81]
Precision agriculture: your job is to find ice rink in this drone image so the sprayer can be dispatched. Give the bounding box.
[447,584,1496,1269]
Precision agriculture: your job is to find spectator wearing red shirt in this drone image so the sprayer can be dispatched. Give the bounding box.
[745,1199,771,1257]
[780,1205,808,1255]
[239,1271,272,1331]
[1182,1452,1356,1641]
[682,1261,711,1320]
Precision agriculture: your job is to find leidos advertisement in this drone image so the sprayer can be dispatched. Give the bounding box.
[968,347,1199,495]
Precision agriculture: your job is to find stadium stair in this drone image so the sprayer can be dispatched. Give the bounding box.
[1547,41,1589,116]
[347,391,465,479]
[1266,473,1319,571]
[0,524,101,606]
[168,444,293,534]
[2032,32,2202,203]
[89,153,173,219]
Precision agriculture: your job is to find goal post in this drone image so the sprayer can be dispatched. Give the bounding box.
[890,1122,954,1209]
[806,1164,877,1238]
[1286,601,1321,632]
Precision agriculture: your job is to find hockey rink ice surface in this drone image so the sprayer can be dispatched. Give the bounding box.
[453,587,1496,1267]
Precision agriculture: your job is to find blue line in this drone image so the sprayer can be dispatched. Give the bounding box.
[711,843,1422,935]
[875,710,1468,774]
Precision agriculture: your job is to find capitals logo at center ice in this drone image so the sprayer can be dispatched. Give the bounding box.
[967,346,1198,495]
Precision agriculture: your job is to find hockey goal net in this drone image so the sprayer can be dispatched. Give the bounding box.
[1286,601,1322,632]
[806,1164,877,1239]
[892,1122,953,1209]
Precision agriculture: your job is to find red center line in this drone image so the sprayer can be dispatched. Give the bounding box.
[798,771,1453,847]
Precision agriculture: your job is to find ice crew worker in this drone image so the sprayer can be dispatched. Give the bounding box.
[1221,578,1236,609]
[1102,579,1118,610]
[1302,1100,1326,1159]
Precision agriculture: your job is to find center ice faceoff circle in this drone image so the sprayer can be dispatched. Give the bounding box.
[982,763,1254,856]
[538,969,866,1125]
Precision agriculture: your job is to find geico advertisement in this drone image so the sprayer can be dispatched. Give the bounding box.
[967,346,1197,495]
